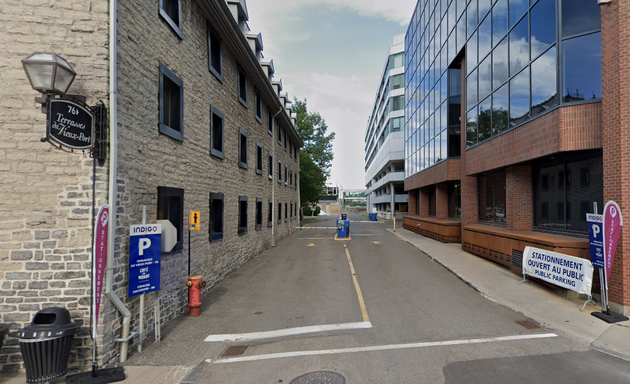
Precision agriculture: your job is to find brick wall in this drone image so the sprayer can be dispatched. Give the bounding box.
[601,0,630,313]
[506,166,533,231]
[436,183,448,220]
[420,188,429,217]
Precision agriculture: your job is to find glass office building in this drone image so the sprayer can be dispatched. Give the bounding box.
[403,0,630,313]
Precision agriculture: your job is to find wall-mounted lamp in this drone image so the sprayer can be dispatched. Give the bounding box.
[22,53,77,112]
[597,0,612,4]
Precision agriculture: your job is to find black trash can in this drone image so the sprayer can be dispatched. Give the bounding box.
[0,324,8,350]
[18,307,80,383]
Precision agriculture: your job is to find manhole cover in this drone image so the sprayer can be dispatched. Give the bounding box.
[289,371,346,384]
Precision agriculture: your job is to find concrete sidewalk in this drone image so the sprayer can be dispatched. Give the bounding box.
[388,227,630,361]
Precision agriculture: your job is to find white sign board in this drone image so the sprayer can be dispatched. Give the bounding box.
[522,246,593,295]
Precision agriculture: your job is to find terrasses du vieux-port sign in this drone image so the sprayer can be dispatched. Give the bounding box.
[46,98,94,150]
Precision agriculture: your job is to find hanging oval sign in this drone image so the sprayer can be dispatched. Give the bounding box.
[47,99,94,150]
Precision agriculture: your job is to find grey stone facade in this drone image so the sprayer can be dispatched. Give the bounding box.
[0,0,300,373]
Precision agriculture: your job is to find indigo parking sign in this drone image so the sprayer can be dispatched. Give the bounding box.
[129,224,162,297]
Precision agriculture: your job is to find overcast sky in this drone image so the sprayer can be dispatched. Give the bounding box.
[246,0,416,190]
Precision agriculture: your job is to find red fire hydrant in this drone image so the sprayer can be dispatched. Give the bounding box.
[186,274,206,317]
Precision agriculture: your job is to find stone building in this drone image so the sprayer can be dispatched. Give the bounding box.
[0,0,301,373]
[402,0,630,315]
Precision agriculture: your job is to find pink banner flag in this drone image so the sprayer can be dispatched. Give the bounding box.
[93,204,109,339]
[603,201,623,287]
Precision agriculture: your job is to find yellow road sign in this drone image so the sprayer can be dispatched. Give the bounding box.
[189,210,200,231]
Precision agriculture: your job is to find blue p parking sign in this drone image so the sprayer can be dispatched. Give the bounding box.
[586,213,604,269]
[129,224,162,297]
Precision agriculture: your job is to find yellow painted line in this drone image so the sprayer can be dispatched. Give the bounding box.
[344,244,370,323]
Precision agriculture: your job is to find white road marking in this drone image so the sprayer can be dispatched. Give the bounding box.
[204,322,373,342]
[207,333,558,364]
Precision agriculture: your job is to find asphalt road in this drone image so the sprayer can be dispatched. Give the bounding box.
[126,213,630,383]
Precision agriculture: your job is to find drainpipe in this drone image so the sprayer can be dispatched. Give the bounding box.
[271,108,283,246]
[107,0,132,363]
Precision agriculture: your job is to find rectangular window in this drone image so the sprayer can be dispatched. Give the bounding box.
[478,172,507,224]
[268,200,273,227]
[289,140,293,158]
[391,74,404,90]
[207,23,222,80]
[534,154,602,233]
[268,152,273,179]
[290,203,293,218]
[239,128,248,169]
[267,108,273,136]
[392,95,404,111]
[278,160,282,183]
[158,186,184,252]
[238,66,247,106]
[428,186,436,216]
[278,200,282,223]
[277,122,282,144]
[285,202,288,221]
[256,198,263,230]
[289,170,293,187]
[159,63,184,141]
[284,166,288,185]
[284,131,288,150]
[210,106,224,159]
[255,89,262,123]
[238,196,248,235]
[256,142,263,175]
[159,0,182,39]
[209,193,224,242]
[581,168,590,186]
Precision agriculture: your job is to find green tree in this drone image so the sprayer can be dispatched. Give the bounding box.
[294,99,335,207]
[299,150,327,206]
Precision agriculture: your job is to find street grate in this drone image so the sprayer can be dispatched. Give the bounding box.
[220,345,248,358]
[516,320,540,329]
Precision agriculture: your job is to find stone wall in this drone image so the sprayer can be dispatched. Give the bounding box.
[0,0,300,373]
[0,0,110,373]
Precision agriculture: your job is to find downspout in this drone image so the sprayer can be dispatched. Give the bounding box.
[107,0,132,363]
[271,108,283,247]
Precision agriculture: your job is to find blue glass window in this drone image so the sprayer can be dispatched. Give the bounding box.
[457,16,467,54]
[478,13,492,61]
[562,0,600,37]
[478,54,492,101]
[493,38,509,90]
[510,68,530,127]
[478,96,492,142]
[492,84,509,134]
[530,0,556,59]
[466,107,478,147]
[509,0,528,28]
[562,33,602,102]
[457,0,467,19]
[479,0,492,20]
[467,30,478,74]
[509,16,529,76]
[467,0,478,38]
[531,46,557,116]
[492,0,508,47]
[467,68,478,108]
